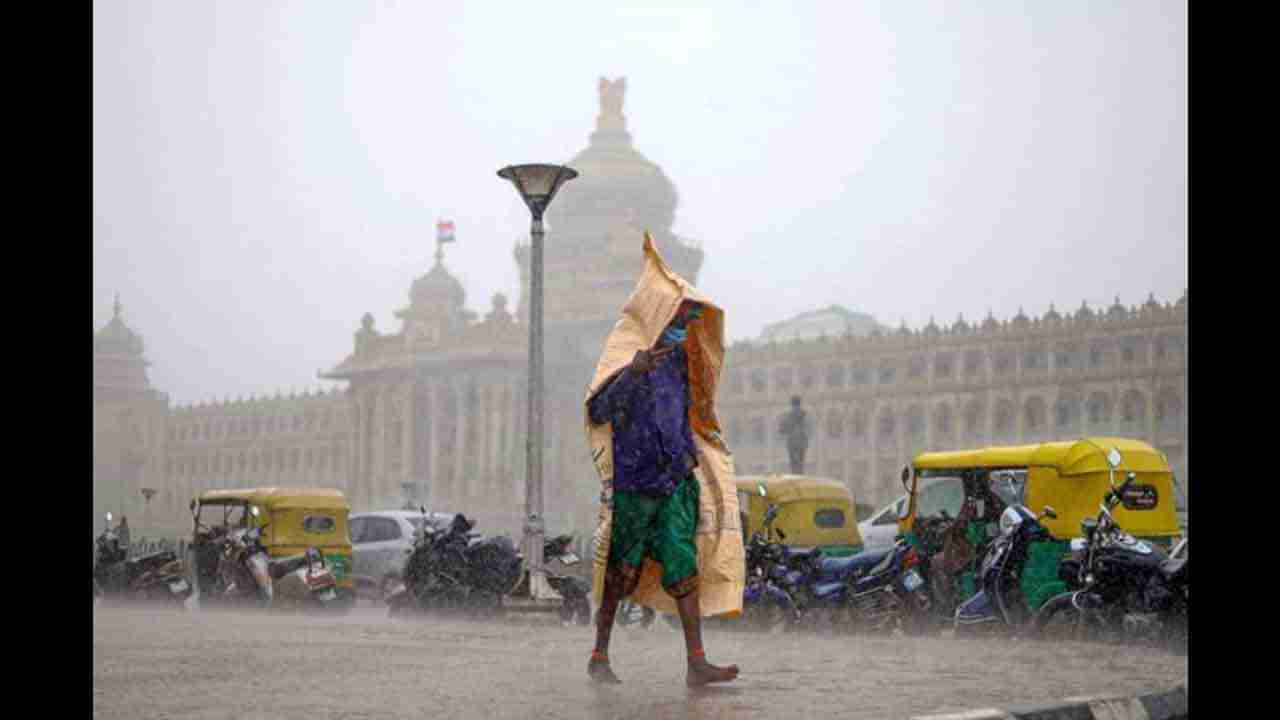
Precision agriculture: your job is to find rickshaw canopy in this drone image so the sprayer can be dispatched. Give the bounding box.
[910,437,1179,542]
[196,487,351,511]
[912,437,1170,476]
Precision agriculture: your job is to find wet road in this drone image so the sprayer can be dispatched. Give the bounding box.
[93,606,1186,719]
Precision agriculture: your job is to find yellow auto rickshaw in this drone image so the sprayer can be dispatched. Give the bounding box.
[190,487,355,607]
[898,437,1179,615]
[735,475,863,557]
[901,437,1180,547]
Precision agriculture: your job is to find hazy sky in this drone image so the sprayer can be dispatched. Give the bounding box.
[93,1,1187,407]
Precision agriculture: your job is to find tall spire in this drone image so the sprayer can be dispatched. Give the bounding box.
[113,293,122,320]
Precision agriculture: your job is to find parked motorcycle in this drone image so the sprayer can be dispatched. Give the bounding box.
[1033,448,1188,653]
[541,534,592,625]
[952,500,1059,632]
[193,506,339,610]
[92,512,191,607]
[738,502,801,631]
[506,533,593,625]
[739,480,928,635]
[387,509,523,617]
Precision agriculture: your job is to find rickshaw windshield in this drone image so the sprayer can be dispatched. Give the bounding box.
[988,469,1028,508]
[911,473,967,519]
[197,501,251,530]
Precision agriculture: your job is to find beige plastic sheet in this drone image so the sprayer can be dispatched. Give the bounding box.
[584,231,745,618]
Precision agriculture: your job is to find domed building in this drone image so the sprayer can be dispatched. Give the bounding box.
[97,79,1188,547]
[93,296,169,535]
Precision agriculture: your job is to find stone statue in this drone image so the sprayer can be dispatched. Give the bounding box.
[778,395,809,474]
[599,76,626,115]
[355,312,377,355]
[596,76,627,133]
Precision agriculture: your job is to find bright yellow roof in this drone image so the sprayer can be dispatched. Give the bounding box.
[912,437,1170,476]
[196,487,350,510]
[735,474,854,504]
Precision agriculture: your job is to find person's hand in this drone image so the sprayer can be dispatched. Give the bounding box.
[630,346,674,374]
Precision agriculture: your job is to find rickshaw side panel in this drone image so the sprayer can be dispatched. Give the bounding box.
[735,475,863,554]
[1025,467,1179,543]
[264,506,354,590]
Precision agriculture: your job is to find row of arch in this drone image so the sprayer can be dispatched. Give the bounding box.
[725,387,1185,447]
[166,443,348,478]
[169,410,344,445]
[724,333,1186,397]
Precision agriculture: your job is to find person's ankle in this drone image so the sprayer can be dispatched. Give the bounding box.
[687,648,705,665]
[591,650,609,664]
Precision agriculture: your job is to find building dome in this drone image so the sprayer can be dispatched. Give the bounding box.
[1075,300,1094,321]
[1107,295,1127,320]
[951,314,970,334]
[1044,303,1061,323]
[409,259,465,311]
[95,296,144,356]
[1011,307,1030,329]
[546,77,678,234]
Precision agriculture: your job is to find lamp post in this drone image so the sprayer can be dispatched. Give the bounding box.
[497,163,578,600]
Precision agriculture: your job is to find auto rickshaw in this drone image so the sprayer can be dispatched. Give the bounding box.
[897,437,1179,619]
[735,474,864,557]
[189,487,355,608]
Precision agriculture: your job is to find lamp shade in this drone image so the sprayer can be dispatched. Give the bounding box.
[497,164,579,219]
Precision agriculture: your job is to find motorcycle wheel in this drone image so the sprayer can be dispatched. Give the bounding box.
[898,593,935,637]
[746,603,790,633]
[1033,602,1107,643]
[466,589,502,620]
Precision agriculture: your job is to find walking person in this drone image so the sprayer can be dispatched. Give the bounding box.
[584,232,744,687]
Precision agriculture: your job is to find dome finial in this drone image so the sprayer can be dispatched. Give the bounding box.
[112,293,121,320]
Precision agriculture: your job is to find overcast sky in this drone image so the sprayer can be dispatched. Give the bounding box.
[93,1,1187,407]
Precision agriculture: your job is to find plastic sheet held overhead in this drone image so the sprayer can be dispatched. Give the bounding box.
[584,231,744,618]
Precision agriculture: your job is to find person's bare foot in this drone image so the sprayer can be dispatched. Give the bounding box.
[588,658,622,684]
[686,657,739,686]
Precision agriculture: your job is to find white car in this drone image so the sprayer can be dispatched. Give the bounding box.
[349,510,455,587]
[858,494,908,551]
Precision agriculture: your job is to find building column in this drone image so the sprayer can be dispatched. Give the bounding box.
[428,380,444,508]
[401,384,414,503]
[454,380,468,500]
[923,402,934,453]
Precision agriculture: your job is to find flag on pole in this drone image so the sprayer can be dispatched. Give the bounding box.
[436,219,456,244]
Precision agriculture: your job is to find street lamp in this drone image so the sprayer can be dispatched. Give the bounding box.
[497,163,578,600]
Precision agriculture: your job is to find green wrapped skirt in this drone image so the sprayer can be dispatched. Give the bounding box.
[608,473,700,596]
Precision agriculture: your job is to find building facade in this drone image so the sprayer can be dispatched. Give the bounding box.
[718,297,1187,511]
[93,78,1188,543]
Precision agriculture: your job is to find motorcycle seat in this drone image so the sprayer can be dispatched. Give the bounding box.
[1160,556,1186,579]
[783,546,822,563]
[126,551,177,573]
[818,548,892,579]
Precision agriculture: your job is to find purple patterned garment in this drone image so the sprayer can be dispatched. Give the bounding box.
[588,343,698,497]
